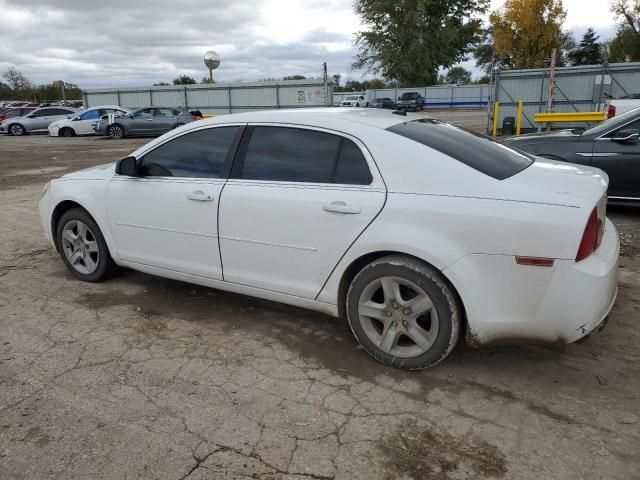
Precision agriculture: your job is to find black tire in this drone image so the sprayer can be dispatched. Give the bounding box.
[56,208,116,282]
[107,124,125,139]
[8,124,26,136]
[346,255,461,370]
[355,102,360,107]
[60,127,75,137]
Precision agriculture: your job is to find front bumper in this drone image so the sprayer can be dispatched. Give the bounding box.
[444,218,620,345]
[39,187,55,249]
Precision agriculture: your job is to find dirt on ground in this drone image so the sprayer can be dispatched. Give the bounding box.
[0,124,639,480]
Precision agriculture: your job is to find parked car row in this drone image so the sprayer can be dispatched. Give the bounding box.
[338,92,425,111]
[0,105,198,139]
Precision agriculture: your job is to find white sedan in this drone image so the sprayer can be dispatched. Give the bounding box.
[48,106,130,137]
[39,109,619,369]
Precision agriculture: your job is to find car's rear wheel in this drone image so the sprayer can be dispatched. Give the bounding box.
[108,124,125,139]
[9,124,26,136]
[56,208,115,282]
[346,255,461,370]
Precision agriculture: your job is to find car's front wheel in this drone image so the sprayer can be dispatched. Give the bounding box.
[107,124,125,139]
[346,255,461,369]
[9,124,26,136]
[56,208,115,282]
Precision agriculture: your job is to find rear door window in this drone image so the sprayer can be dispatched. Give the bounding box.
[387,119,533,180]
[239,126,372,185]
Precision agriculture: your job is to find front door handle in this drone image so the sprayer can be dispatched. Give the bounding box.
[146,118,154,121]
[323,201,361,214]
[187,191,214,202]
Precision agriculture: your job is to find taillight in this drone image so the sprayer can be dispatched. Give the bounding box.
[576,208,603,261]
[607,105,616,119]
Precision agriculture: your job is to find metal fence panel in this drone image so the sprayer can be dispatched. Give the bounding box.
[83,80,332,114]
[84,92,118,107]
[492,62,640,132]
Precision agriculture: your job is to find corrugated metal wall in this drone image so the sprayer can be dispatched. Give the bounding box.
[492,62,640,132]
[83,80,331,114]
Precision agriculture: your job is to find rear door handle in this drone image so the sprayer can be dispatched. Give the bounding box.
[187,191,214,202]
[323,201,361,214]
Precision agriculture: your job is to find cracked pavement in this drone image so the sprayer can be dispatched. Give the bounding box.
[1,131,639,479]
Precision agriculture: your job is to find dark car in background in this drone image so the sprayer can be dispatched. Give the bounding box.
[0,106,37,122]
[396,92,424,111]
[504,106,640,203]
[368,97,396,109]
[94,107,196,139]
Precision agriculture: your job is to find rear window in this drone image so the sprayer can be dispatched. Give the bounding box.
[386,119,533,180]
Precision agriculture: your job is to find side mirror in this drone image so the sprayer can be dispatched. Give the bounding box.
[116,156,139,176]
[611,128,640,143]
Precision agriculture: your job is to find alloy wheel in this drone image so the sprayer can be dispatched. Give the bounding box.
[108,125,124,139]
[357,276,439,358]
[61,220,100,275]
[9,124,24,135]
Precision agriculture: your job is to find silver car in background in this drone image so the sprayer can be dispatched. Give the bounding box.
[0,106,79,135]
[94,107,196,139]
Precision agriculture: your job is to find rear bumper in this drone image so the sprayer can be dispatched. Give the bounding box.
[444,218,620,345]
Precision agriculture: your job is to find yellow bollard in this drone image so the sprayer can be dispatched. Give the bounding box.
[516,100,523,136]
[492,102,500,137]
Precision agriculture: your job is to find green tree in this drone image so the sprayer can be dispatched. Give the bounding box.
[368,78,387,89]
[353,0,489,86]
[568,28,603,65]
[445,65,472,84]
[283,75,307,80]
[154,82,170,86]
[490,0,567,69]
[0,82,13,100]
[332,73,341,87]
[172,75,197,85]
[200,77,214,84]
[609,0,640,61]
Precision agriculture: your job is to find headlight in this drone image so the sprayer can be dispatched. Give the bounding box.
[41,181,51,199]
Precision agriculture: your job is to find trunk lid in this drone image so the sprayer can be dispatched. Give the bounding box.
[505,157,608,206]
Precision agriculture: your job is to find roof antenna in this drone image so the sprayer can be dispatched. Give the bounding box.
[392,110,407,116]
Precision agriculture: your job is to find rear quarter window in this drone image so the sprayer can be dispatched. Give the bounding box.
[387,119,533,180]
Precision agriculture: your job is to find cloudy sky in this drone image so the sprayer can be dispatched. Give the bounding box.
[0,0,618,89]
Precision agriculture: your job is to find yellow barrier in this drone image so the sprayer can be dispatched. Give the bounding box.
[202,114,217,119]
[516,100,523,136]
[533,111,606,123]
[492,102,500,137]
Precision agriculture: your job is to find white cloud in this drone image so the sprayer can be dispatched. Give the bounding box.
[0,0,619,88]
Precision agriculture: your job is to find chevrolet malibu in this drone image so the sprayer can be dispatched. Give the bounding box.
[39,109,619,369]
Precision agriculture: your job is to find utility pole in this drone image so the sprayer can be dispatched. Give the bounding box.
[60,81,66,105]
[322,62,328,107]
[545,48,557,131]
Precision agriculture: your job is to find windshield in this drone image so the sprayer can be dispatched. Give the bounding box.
[400,93,419,100]
[583,106,640,136]
[345,96,359,100]
[387,119,533,180]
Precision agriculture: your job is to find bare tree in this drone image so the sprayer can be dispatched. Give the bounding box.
[2,67,32,91]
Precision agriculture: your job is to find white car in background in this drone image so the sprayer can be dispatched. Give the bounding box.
[49,106,130,137]
[39,109,619,370]
[340,95,368,107]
